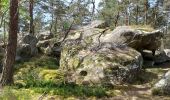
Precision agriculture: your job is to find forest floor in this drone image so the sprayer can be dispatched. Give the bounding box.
[1,56,170,100]
[36,65,170,100]
[106,63,170,100]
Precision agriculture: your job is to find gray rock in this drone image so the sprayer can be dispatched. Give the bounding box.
[60,40,143,86]
[60,26,164,86]
[37,39,61,57]
[153,70,170,95]
[154,49,170,64]
[22,35,38,46]
[17,35,38,59]
[100,26,163,54]
[17,44,32,58]
[37,31,53,41]
[85,20,108,29]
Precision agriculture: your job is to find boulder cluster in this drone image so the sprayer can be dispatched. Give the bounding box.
[59,21,166,87]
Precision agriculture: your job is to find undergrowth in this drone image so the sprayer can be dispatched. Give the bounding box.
[2,55,109,99]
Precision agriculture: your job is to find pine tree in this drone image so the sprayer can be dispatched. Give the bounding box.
[0,0,18,86]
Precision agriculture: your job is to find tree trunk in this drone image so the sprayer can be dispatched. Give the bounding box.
[54,17,57,34]
[29,0,34,35]
[136,5,139,25]
[0,0,18,86]
[144,0,149,25]
[91,0,95,19]
[50,1,54,34]
[128,12,131,25]
[154,1,160,26]
[0,0,1,15]
[115,12,120,27]
[125,10,129,25]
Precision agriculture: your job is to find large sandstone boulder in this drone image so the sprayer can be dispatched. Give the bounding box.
[100,26,163,53]
[61,42,143,86]
[17,35,38,59]
[60,26,144,86]
[153,70,170,95]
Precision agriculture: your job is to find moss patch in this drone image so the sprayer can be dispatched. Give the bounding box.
[39,69,64,83]
[15,55,59,70]
[14,55,61,88]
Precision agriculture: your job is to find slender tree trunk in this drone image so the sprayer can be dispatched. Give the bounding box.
[54,17,57,34]
[29,0,34,35]
[50,1,54,34]
[128,12,131,25]
[154,1,160,26]
[91,0,95,19]
[115,12,120,27]
[3,21,6,47]
[0,0,18,86]
[144,0,149,25]
[136,5,139,25]
[0,0,1,15]
[0,0,2,26]
[125,10,129,25]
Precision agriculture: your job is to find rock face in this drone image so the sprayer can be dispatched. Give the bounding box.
[60,25,147,86]
[37,39,61,57]
[61,41,143,86]
[142,49,170,66]
[154,49,170,64]
[84,20,108,29]
[17,35,38,59]
[100,26,163,54]
[153,70,170,95]
[37,31,54,41]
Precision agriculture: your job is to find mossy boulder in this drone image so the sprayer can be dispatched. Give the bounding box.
[60,25,164,86]
[60,40,143,86]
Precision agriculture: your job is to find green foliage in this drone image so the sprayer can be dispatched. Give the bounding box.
[62,21,70,30]
[0,87,32,100]
[31,84,107,98]
[14,56,62,88]
[39,69,64,83]
[12,55,109,98]
[1,0,9,11]
[98,0,118,26]
[15,56,59,70]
